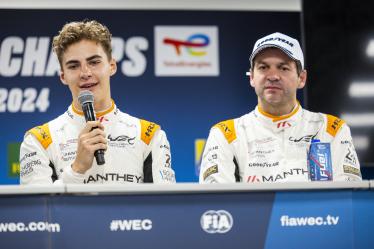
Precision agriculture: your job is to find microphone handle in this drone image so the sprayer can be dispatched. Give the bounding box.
[82,103,106,165]
[82,103,96,122]
[94,150,106,165]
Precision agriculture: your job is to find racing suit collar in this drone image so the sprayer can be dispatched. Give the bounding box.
[255,102,302,132]
[71,99,115,118]
[257,101,300,122]
[67,99,118,125]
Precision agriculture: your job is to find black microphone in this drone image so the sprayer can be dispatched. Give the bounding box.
[78,90,105,165]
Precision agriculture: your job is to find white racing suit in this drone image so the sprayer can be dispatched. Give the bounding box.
[20,101,176,184]
[199,103,362,183]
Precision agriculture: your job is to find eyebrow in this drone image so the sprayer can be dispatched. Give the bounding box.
[86,55,102,61]
[64,55,103,66]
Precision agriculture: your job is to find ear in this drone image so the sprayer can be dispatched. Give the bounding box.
[110,59,117,76]
[249,71,255,88]
[59,70,68,86]
[297,70,307,89]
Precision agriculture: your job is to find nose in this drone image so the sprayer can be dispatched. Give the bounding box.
[80,63,92,79]
[266,67,280,82]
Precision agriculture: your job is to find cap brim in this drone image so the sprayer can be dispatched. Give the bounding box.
[249,44,299,67]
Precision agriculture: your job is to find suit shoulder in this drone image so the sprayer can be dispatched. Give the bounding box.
[27,123,52,149]
[140,119,160,145]
[324,114,345,137]
[213,119,237,144]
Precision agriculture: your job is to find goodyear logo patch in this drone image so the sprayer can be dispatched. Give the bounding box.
[203,165,218,180]
[343,165,361,177]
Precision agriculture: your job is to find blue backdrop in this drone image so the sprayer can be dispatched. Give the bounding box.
[0,9,302,183]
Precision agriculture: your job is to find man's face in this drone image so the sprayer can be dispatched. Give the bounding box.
[250,48,306,109]
[60,39,117,110]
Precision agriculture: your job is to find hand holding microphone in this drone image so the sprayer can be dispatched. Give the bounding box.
[72,91,106,174]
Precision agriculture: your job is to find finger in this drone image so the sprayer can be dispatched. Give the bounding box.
[83,141,108,154]
[93,142,107,150]
[88,121,105,131]
[82,135,107,147]
[83,121,102,133]
[81,129,106,142]
[80,121,105,136]
[96,122,105,131]
[88,127,106,137]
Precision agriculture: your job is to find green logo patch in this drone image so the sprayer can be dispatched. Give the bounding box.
[7,142,21,178]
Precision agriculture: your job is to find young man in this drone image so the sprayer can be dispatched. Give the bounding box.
[199,32,361,183]
[20,20,175,184]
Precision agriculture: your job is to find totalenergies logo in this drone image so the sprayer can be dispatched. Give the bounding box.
[155,26,219,76]
[163,34,210,56]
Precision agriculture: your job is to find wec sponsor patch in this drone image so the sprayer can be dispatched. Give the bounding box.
[203,165,218,180]
[343,165,361,177]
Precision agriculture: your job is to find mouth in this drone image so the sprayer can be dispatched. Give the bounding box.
[265,86,282,91]
[80,82,98,90]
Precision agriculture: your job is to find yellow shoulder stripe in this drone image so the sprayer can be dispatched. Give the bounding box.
[140,119,160,145]
[28,123,52,149]
[326,114,345,137]
[214,119,236,144]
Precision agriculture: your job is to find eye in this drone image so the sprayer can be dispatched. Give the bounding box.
[67,64,79,70]
[257,65,267,70]
[89,60,101,66]
[280,66,290,71]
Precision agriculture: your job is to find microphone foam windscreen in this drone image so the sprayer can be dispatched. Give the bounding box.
[78,90,94,106]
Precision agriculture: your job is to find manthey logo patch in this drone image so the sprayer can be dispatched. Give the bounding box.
[154,26,219,76]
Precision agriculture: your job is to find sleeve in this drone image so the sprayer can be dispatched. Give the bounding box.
[20,126,85,185]
[60,166,86,184]
[148,129,176,183]
[330,123,362,181]
[199,123,238,184]
[140,119,175,183]
[20,133,55,185]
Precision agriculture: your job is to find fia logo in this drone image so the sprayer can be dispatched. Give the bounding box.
[200,210,233,234]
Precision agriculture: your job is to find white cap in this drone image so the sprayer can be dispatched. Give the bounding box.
[249,32,304,69]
